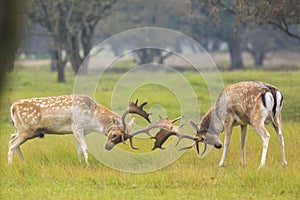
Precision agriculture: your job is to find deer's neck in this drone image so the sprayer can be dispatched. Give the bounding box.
[200,106,225,135]
[94,104,118,135]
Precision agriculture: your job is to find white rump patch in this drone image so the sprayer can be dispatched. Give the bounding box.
[275,91,283,115]
[264,92,274,112]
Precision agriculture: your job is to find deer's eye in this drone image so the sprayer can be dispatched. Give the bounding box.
[112,133,117,138]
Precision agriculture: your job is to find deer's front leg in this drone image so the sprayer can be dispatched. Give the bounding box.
[71,124,89,166]
[219,118,233,167]
[240,125,247,166]
[75,139,83,164]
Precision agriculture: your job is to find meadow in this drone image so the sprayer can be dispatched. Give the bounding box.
[0,64,300,199]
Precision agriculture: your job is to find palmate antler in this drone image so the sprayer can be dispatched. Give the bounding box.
[120,99,151,144]
[151,119,209,155]
[121,99,151,132]
[150,120,199,151]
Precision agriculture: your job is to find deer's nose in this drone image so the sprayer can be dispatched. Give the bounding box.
[214,143,222,149]
[105,142,114,151]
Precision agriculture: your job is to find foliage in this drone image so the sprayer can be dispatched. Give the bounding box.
[189,0,300,69]
[199,0,300,41]
[242,26,282,66]
[189,0,245,69]
[235,0,300,40]
[1,64,300,199]
[18,0,300,81]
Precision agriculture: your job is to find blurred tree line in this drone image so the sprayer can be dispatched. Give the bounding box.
[4,0,300,82]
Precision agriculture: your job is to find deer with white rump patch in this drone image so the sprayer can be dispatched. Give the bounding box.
[8,94,175,165]
[177,81,287,168]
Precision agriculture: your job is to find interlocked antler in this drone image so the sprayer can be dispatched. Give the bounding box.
[151,129,177,150]
[174,120,207,155]
[150,118,201,151]
[128,116,183,149]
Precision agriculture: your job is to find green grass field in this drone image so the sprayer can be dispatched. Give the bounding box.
[1,64,300,199]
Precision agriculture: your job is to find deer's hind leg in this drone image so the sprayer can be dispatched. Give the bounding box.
[272,114,287,166]
[8,133,28,164]
[252,123,270,169]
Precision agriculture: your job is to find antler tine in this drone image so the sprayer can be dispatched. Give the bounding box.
[174,128,204,154]
[126,123,163,150]
[171,116,183,123]
[151,129,198,151]
[128,136,138,150]
[121,110,130,132]
[200,143,207,156]
[129,100,151,122]
[178,141,196,150]
[177,140,201,154]
[130,123,162,137]
[175,133,197,146]
[129,116,177,137]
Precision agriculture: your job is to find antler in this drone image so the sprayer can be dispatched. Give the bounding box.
[151,127,200,151]
[174,120,207,155]
[120,99,151,145]
[128,116,183,149]
[121,99,151,132]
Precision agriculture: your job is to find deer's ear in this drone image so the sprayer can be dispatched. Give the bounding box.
[189,120,200,132]
[127,117,135,130]
[112,117,121,126]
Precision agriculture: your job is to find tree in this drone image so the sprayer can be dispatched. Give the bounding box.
[29,1,69,82]
[201,0,300,41]
[190,0,300,68]
[96,0,189,65]
[189,0,245,69]
[242,26,281,66]
[64,0,117,74]
[235,0,300,41]
[28,0,117,82]
[0,0,25,74]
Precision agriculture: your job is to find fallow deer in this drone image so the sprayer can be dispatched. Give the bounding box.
[8,95,174,165]
[176,81,287,168]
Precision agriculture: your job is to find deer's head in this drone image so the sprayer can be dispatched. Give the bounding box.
[190,120,222,149]
[104,100,151,150]
[174,120,222,155]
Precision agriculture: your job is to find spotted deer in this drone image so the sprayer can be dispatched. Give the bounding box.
[177,81,287,168]
[8,95,177,165]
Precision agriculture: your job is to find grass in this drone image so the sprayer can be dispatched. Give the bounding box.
[1,64,300,199]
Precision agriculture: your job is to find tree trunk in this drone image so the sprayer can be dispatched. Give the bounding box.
[53,37,66,82]
[6,53,15,72]
[158,52,172,64]
[67,34,82,74]
[50,50,57,71]
[79,26,94,74]
[57,61,66,83]
[228,39,244,70]
[253,52,264,67]
[137,49,148,65]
